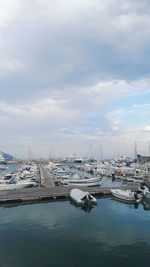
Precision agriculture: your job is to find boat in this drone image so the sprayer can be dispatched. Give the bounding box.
[110,188,142,203]
[4,173,13,180]
[70,188,97,205]
[61,176,101,187]
[0,154,7,164]
[138,181,150,201]
[0,165,6,170]
[74,158,83,163]
[0,181,37,191]
[0,175,38,190]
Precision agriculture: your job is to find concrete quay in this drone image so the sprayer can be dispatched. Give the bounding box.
[0,185,112,206]
[0,184,139,206]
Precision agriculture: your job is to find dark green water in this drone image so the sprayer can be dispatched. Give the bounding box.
[0,199,150,267]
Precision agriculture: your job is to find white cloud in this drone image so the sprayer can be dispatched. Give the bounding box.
[0,0,150,157]
[142,126,150,132]
[0,98,80,127]
[0,77,149,135]
[0,0,150,78]
[0,0,20,27]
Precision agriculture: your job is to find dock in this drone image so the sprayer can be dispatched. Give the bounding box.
[39,165,55,187]
[0,186,112,205]
[0,165,138,206]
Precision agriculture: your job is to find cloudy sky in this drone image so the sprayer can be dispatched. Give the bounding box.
[0,0,150,159]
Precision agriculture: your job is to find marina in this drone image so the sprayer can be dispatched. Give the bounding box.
[1,1,150,265]
[0,162,143,205]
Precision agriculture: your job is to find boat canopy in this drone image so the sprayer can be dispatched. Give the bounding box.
[70,189,91,201]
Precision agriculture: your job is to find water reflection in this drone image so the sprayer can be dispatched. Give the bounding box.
[70,200,94,213]
[111,196,150,211]
[111,197,140,209]
[0,198,150,267]
[2,197,150,213]
[141,198,150,211]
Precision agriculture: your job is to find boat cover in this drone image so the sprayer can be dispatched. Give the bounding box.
[70,189,91,201]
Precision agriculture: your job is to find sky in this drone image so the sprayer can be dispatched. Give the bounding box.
[0,0,150,159]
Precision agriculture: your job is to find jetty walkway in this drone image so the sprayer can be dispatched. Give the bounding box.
[39,165,55,187]
[0,165,138,206]
[0,186,112,206]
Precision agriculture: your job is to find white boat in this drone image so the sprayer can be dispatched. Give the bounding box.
[21,170,35,179]
[139,181,150,201]
[74,158,83,163]
[61,176,101,187]
[70,189,97,205]
[110,189,142,203]
[0,165,6,170]
[0,176,38,191]
[4,173,12,180]
[0,154,6,164]
[0,181,37,191]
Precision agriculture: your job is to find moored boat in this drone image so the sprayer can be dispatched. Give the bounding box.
[61,176,101,187]
[4,173,12,180]
[70,188,97,205]
[110,188,142,203]
[0,181,37,191]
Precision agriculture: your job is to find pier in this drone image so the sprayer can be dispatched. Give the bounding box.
[39,165,55,187]
[0,185,112,206]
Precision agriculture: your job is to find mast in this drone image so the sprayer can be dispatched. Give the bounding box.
[134,141,137,160]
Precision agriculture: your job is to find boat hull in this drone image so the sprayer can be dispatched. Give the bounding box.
[61,177,101,187]
[0,182,37,191]
[110,189,139,203]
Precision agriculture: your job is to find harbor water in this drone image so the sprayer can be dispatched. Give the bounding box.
[0,163,150,266]
[0,198,150,267]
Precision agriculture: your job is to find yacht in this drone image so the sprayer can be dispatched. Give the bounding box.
[0,154,6,164]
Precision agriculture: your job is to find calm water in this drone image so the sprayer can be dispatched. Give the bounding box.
[0,199,150,267]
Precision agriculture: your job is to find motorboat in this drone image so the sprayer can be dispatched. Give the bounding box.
[0,175,38,190]
[70,188,97,205]
[138,181,150,201]
[61,176,101,187]
[4,173,13,180]
[0,181,37,190]
[110,188,142,203]
[0,165,6,170]
[0,154,7,164]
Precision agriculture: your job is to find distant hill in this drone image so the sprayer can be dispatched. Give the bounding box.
[0,151,14,161]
